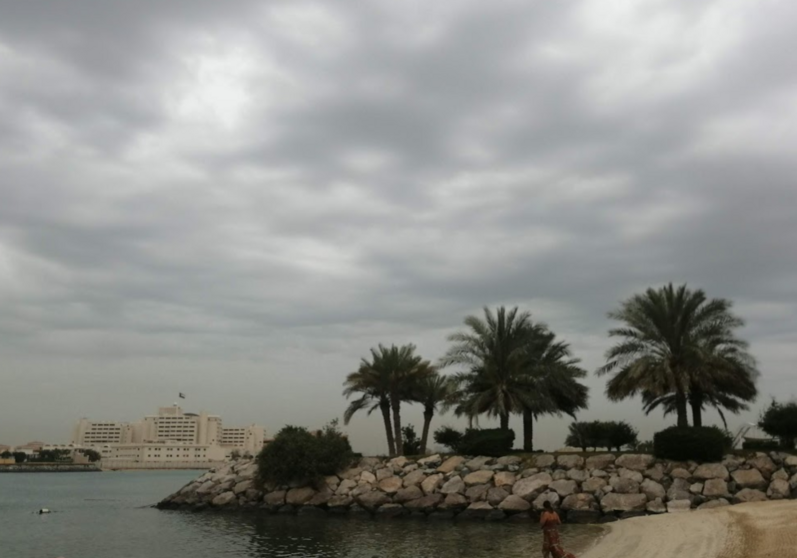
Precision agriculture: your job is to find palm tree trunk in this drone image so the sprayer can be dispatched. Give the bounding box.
[690,392,703,428]
[499,412,510,431]
[420,408,433,455]
[391,393,404,455]
[675,390,689,427]
[380,399,396,456]
[522,409,533,451]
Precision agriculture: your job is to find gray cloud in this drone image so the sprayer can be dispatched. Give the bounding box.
[1,0,796,452]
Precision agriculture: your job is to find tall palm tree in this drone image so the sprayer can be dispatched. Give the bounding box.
[442,306,543,430]
[343,366,396,456]
[598,283,757,427]
[411,371,456,454]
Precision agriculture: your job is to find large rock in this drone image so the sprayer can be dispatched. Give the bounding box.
[732,468,767,489]
[698,498,730,510]
[609,477,639,494]
[463,470,494,486]
[734,489,767,503]
[671,468,691,479]
[403,469,427,487]
[561,493,596,511]
[747,455,777,478]
[496,455,523,466]
[790,473,797,490]
[767,479,791,499]
[550,480,578,497]
[465,456,492,470]
[499,495,532,512]
[552,470,568,481]
[640,479,666,500]
[567,469,589,482]
[404,494,443,512]
[233,480,253,495]
[440,476,465,494]
[600,493,648,513]
[327,494,352,509]
[772,469,789,481]
[615,454,655,471]
[351,484,375,498]
[324,475,340,490]
[785,456,797,468]
[286,487,315,505]
[513,472,552,499]
[703,479,730,498]
[646,498,667,514]
[418,454,442,467]
[360,471,377,484]
[465,484,490,502]
[378,477,404,494]
[533,454,556,468]
[441,493,469,510]
[585,454,616,470]
[459,501,493,519]
[533,492,561,510]
[494,471,517,488]
[389,456,409,469]
[667,499,692,513]
[618,468,644,483]
[212,492,237,507]
[557,455,584,469]
[421,474,443,495]
[263,490,286,506]
[375,503,405,518]
[336,479,357,495]
[645,465,666,482]
[690,483,704,495]
[376,468,394,482]
[394,486,423,504]
[437,456,466,474]
[693,464,729,480]
[357,491,391,510]
[487,487,510,506]
[195,481,216,495]
[340,467,363,480]
[583,477,607,493]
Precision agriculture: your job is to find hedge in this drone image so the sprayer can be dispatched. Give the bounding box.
[458,428,515,457]
[653,426,728,462]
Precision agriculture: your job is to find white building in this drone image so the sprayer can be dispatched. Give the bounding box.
[72,405,267,469]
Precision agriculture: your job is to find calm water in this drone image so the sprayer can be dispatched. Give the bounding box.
[0,471,602,558]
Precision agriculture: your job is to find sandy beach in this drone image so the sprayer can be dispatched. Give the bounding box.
[581,500,797,558]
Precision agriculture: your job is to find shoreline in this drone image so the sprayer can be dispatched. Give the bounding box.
[580,500,797,558]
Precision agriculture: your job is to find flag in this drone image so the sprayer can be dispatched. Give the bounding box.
[179,392,186,399]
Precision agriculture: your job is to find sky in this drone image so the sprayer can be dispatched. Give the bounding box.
[0,0,795,453]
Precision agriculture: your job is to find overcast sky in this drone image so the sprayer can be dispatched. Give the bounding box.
[1,0,795,453]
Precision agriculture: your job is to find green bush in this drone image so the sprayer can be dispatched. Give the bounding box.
[759,400,797,449]
[458,428,515,457]
[653,426,728,462]
[565,421,638,451]
[433,425,464,452]
[257,420,353,486]
[742,439,779,451]
[402,425,421,455]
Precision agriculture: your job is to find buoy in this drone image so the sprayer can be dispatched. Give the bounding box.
[38,508,50,514]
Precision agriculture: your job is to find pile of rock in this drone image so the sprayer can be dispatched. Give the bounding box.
[157,452,797,522]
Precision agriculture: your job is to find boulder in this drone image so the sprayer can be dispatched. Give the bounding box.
[440,493,469,510]
[389,456,409,469]
[263,490,286,506]
[567,469,589,482]
[533,454,556,468]
[375,503,406,518]
[698,498,730,510]
[790,473,797,490]
[440,476,465,494]
[552,470,568,481]
[557,455,584,469]
[520,468,540,478]
[645,465,666,482]
[591,469,608,478]
[785,456,797,468]
[307,488,333,506]
[499,494,531,512]
[465,456,492,470]
[513,472,553,499]
[459,501,493,519]
[703,479,730,498]
[600,493,648,513]
[244,488,262,502]
[772,469,789,481]
[336,479,357,495]
[693,464,729,481]
[378,477,403,494]
[609,477,639,494]
[496,455,523,466]
[356,491,391,510]
[615,454,655,471]
[731,468,767,489]
[667,499,691,513]
[646,498,667,514]
[195,481,216,495]
[734,488,767,503]
[767,479,791,499]
[403,469,426,487]
[494,471,517,488]
[585,454,616,470]
[340,467,363,480]
[561,493,596,511]
[359,471,377,484]
[487,487,510,506]
[671,468,691,479]
[690,483,704,495]
[418,454,442,467]
[640,479,666,501]
[618,468,644,483]
[359,456,382,468]
[533,492,561,510]
[421,473,443,495]
[583,477,608,493]
[324,475,340,490]
[351,484,374,498]
[550,480,578,497]
[404,494,443,512]
[437,456,466,474]
[465,484,490,502]
[376,468,394,482]
[212,492,236,507]
[463,470,494,486]
[233,480,253,495]
[747,455,777,478]
[286,487,315,506]
[394,486,423,504]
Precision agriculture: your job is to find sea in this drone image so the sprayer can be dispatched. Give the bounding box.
[0,470,602,558]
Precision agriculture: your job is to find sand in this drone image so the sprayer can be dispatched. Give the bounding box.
[579,500,797,558]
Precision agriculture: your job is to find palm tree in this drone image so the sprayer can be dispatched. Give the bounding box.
[442,306,543,430]
[411,371,456,454]
[598,283,757,427]
[343,366,396,456]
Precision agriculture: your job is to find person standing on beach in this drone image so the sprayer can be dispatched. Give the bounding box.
[540,500,576,558]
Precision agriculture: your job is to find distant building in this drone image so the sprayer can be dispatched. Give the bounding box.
[71,405,267,469]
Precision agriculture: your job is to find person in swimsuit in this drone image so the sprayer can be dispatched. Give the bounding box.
[540,500,576,558]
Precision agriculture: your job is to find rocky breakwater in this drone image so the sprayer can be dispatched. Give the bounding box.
[0,463,101,473]
[157,452,797,522]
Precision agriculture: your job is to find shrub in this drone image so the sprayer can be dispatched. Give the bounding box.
[759,400,797,449]
[653,426,728,462]
[257,420,353,486]
[458,428,515,457]
[433,425,464,452]
[402,425,421,455]
[742,439,779,451]
[565,421,638,451]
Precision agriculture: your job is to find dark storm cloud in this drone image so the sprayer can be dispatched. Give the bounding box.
[1,0,796,450]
